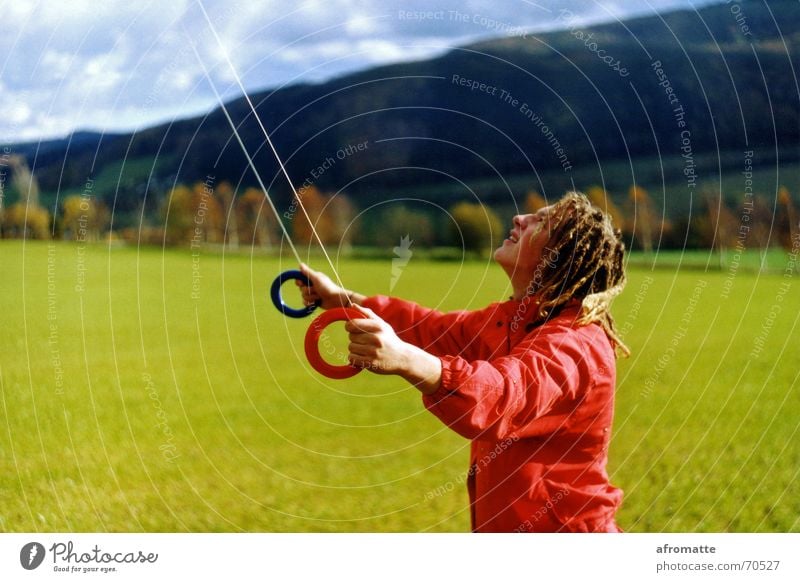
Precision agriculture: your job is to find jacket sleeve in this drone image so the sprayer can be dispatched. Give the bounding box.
[421,324,602,441]
[361,295,478,357]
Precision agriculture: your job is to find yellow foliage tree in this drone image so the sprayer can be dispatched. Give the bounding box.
[626,185,658,252]
[524,190,548,213]
[449,202,503,254]
[237,187,277,248]
[3,202,50,239]
[702,190,738,251]
[777,186,797,251]
[747,194,773,251]
[216,181,239,249]
[291,186,336,246]
[162,185,194,245]
[371,206,434,248]
[191,181,224,245]
[586,186,625,232]
[328,193,356,251]
[61,195,100,241]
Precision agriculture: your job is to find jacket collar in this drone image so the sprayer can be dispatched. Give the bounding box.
[499,296,583,332]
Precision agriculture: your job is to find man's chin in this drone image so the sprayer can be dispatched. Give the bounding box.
[493,248,511,267]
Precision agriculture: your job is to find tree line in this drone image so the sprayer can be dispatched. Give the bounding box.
[1,178,796,256]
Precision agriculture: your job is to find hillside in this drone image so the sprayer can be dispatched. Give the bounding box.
[6,0,799,226]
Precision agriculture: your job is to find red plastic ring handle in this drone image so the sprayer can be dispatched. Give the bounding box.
[304,307,364,379]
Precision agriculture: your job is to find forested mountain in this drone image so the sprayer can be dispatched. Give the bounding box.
[6,0,799,224]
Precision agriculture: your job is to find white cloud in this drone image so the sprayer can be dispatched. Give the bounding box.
[345,13,388,36]
[3,3,37,28]
[40,50,73,80]
[9,102,33,124]
[353,38,449,64]
[1,0,720,143]
[83,54,124,92]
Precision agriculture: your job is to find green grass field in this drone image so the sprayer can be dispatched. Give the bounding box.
[1,240,798,532]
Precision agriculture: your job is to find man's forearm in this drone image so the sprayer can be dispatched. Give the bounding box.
[400,345,442,396]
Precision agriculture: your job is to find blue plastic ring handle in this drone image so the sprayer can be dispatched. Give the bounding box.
[270,270,320,318]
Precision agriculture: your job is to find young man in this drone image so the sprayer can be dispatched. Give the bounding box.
[298,192,628,532]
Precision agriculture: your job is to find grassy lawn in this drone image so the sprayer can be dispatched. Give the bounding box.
[0,240,797,531]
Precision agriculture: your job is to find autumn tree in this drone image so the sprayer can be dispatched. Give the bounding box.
[449,202,503,254]
[746,194,774,251]
[327,193,356,252]
[97,200,110,240]
[0,175,6,238]
[776,186,797,251]
[1,155,50,239]
[158,181,224,246]
[626,185,658,252]
[237,187,277,249]
[2,202,50,239]
[524,190,548,214]
[216,181,239,249]
[369,205,434,249]
[60,194,106,241]
[586,186,625,232]
[291,186,337,246]
[162,185,194,245]
[191,181,224,244]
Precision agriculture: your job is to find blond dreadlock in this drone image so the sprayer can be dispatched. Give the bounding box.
[527,191,630,357]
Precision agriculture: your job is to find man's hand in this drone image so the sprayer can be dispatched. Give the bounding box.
[345,306,411,374]
[346,306,442,394]
[297,263,364,309]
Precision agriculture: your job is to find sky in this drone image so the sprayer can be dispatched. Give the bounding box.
[1,0,720,143]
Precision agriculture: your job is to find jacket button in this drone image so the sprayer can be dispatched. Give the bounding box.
[496,321,503,327]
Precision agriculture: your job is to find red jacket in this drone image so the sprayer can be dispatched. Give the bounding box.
[362,295,623,532]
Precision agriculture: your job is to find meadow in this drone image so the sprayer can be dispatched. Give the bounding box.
[0,240,797,532]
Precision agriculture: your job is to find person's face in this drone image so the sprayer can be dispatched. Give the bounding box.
[494,205,556,280]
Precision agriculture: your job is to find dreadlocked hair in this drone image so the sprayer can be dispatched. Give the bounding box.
[527,191,630,357]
